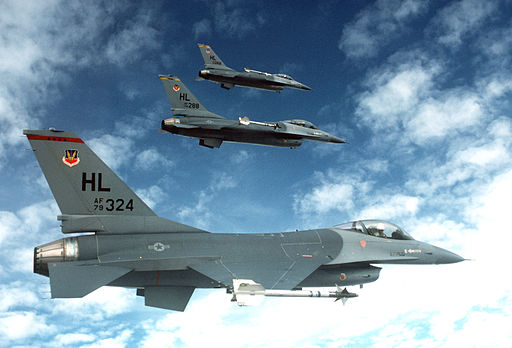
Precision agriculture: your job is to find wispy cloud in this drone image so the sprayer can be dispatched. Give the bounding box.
[135,185,166,209]
[192,19,212,40]
[88,134,134,171]
[429,0,498,47]
[135,148,175,171]
[178,172,237,230]
[339,0,428,59]
[0,1,161,166]
[212,1,264,38]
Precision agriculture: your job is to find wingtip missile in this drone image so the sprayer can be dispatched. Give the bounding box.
[232,279,358,306]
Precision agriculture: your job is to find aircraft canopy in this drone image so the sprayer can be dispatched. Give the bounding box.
[334,220,414,240]
[287,119,318,129]
[275,73,293,80]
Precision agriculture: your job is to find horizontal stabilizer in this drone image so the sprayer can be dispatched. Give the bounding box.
[141,286,195,311]
[48,262,131,298]
[58,214,206,234]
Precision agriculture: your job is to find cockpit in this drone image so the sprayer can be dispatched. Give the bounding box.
[333,220,414,240]
[286,119,318,129]
[275,73,293,80]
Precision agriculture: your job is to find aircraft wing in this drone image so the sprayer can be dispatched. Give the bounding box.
[190,230,342,290]
[190,255,325,290]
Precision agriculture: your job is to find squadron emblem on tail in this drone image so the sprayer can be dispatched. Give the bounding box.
[62,149,80,167]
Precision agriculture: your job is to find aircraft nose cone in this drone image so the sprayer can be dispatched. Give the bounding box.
[433,246,465,264]
[329,135,346,144]
[294,82,311,90]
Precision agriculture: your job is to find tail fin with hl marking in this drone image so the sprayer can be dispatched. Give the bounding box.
[24,129,205,234]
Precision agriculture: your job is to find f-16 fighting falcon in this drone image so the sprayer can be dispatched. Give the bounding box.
[196,44,311,92]
[159,75,344,148]
[26,129,464,311]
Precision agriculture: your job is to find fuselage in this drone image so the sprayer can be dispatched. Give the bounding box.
[161,116,344,148]
[199,68,311,91]
[34,225,463,291]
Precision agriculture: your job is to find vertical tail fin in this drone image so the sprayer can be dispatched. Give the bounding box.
[24,129,206,234]
[197,43,233,71]
[159,75,224,119]
[25,129,155,217]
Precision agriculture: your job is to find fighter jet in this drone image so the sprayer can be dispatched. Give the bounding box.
[159,75,344,148]
[26,129,464,311]
[197,44,311,92]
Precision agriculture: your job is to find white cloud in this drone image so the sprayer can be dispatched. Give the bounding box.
[355,57,496,147]
[135,148,174,171]
[0,1,161,165]
[0,282,39,312]
[362,67,433,116]
[88,134,134,171]
[135,185,166,209]
[136,262,506,348]
[357,194,421,220]
[81,329,132,348]
[356,59,439,131]
[192,19,212,40]
[432,0,498,47]
[51,287,138,321]
[444,310,512,348]
[0,311,54,342]
[104,10,159,66]
[178,191,214,230]
[231,150,250,164]
[480,76,512,101]
[405,117,512,197]
[294,182,355,215]
[0,200,59,254]
[211,172,237,191]
[18,200,59,235]
[177,172,237,229]
[339,0,428,58]
[54,333,96,346]
[406,91,484,144]
[476,25,512,68]
[362,159,389,173]
[0,211,20,246]
[213,2,263,38]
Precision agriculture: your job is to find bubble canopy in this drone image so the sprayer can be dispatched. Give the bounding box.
[333,220,414,240]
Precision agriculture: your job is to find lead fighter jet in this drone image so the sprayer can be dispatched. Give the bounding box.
[159,75,344,148]
[26,129,464,311]
[197,44,311,92]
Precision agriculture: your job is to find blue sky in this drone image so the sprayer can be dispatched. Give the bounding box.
[1,0,511,346]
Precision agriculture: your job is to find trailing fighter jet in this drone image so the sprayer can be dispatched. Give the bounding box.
[26,129,464,311]
[159,75,344,148]
[197,44,311,92]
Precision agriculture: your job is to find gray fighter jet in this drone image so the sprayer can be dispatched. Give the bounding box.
[26,129,464,311]
[159,75,344,148]
[197,44,311,92]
